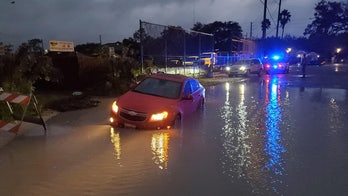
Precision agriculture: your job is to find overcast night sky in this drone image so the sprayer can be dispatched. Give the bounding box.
[0,0,324,47]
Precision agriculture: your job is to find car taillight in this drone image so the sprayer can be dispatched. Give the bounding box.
[265,64,271,69]
[278,64,283,68]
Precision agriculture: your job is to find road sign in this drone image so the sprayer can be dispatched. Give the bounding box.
[49,40,74,52]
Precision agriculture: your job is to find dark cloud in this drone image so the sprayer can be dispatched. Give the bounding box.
[0,0,319,48]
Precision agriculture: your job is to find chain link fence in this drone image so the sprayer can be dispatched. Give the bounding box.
[140,20,214,76]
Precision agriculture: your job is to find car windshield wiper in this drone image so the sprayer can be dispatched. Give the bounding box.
[132,89,164,98]
[132,89,146,94]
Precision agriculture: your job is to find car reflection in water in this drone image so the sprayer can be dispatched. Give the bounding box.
[151,132,170,170]
[110,127,121,160]
[220,82,253,182]
[110,127,170,170]
[264,76,286,194]
[220,75,287,195]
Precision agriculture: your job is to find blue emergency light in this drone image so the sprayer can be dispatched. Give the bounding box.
[271,55,281,60]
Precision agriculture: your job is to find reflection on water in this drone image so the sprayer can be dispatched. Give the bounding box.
[109,127,170,170]
[110,127,121,160]
[220,82,252,179]
[217,74,348,195]
[264,77,286,193]
[151,133,169,170]
[328,97,344,134]
[220,76,287,195]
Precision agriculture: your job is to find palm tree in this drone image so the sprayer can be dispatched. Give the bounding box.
[261,19,271,38]
[279,9,291,38]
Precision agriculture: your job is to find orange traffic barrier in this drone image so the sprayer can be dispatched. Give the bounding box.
[0,120,21,133]
[0,88,46,134]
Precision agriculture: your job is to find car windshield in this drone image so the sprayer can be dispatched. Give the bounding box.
[235,60,251,65]
[133,77,182,99]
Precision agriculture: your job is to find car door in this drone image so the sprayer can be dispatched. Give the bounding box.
[189,79,203,110]
[251,59,261,73]
[247,60,253,72]
[256,59,263,71]
[180,80,197,114]
[249,59,255,72]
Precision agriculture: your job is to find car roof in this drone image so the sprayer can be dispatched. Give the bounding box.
[148,73,191,83]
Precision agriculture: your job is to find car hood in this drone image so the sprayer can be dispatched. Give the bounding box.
[117,90,178,113]
[230,64,250,70]
[233,64,250,68]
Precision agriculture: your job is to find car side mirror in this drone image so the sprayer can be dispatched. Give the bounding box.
[182,94,193,100]
[129,83,137,89]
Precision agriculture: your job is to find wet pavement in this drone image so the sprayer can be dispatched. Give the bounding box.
[0,64,348,195]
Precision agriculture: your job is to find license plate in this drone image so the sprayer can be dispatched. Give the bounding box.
[124,123,136,129]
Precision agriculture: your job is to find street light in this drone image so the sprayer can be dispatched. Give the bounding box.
[336,48,342,53]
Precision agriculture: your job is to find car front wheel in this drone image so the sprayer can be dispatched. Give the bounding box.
[257,69,263,76]
[244,70,250,77]
[172,114,182,129]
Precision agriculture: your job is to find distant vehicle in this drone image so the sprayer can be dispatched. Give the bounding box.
[109,73,205,130]
[169,56,199,66]
[305,52,321,65]
[199,52,218,71]
[263,55,289,74]
[200,52,217,66]
[225,58,263,77]
[185,56,199,66]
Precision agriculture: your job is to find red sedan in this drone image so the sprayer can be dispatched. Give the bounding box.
[109,73,205,129]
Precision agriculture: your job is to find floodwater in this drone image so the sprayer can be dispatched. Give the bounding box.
[1,68,348,195]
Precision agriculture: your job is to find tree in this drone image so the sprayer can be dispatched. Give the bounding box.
[261,19,271,38]
[161,26,186,56]
[191,21,243,52]
[1,39,58,93]
[28,39,44,54]
[121,37,140,59]
[75,43,102,56]
[304,0,348,37]
[279,9,291,38]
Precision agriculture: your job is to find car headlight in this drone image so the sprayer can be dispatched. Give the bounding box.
[239,66,246,71]
[225,67,231,71]
[150,111,168,122]
[112,101,119,113]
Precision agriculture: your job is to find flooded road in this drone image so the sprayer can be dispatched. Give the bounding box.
[1,64,348,195]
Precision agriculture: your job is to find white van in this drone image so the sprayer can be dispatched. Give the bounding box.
[225,58,263,77]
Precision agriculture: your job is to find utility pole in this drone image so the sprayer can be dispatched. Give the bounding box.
[140,20,144,73]
[276,0,282,38]
[262,0,267,39]
[250,22,253,39]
